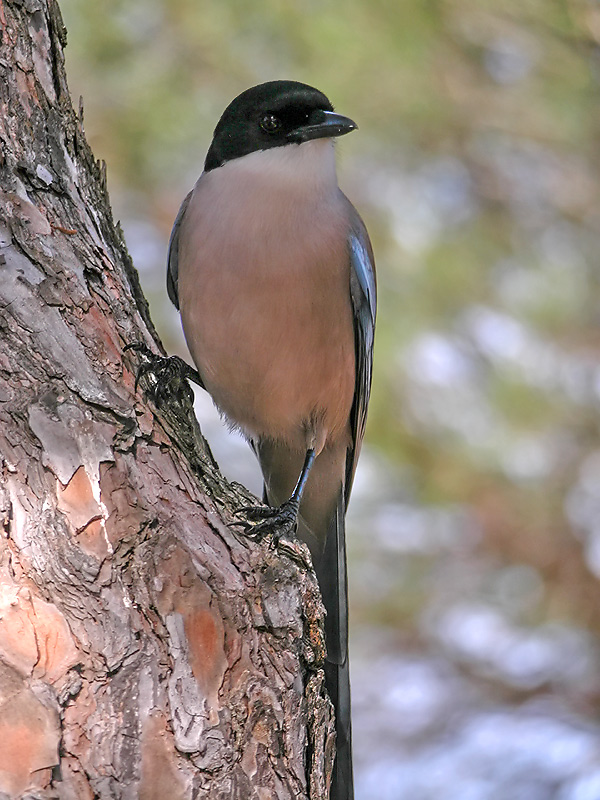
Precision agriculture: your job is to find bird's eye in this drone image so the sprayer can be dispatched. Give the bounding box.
[260,114,282,133]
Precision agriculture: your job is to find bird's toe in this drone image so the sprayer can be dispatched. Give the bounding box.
[126,343,203,407]
[233,498,300,542]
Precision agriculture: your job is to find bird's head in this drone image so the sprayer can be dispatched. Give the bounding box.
[205,80,357,172]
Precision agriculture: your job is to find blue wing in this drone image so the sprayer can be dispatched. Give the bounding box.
[166,190,192,310]
[344,197,376,505]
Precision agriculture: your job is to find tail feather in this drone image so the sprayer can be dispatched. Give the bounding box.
[324,658,353,800]
[312,496,353,800]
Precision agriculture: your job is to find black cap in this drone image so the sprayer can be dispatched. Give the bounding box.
[205,80,357,172]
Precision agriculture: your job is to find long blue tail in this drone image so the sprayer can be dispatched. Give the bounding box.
[313,496,353,800]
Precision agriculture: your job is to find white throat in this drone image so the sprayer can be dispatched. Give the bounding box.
[213,138,338,196]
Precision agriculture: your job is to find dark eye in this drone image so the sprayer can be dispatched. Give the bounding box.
[260,114,282,133]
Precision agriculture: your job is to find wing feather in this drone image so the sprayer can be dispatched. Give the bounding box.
[344,198,376,505]
[166,190,193,310]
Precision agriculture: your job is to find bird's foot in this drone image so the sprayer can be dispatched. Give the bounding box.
[233,498,300,545]
[125,342,204,407]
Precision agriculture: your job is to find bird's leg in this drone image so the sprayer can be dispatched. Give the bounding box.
[125,342,205,407]
[235,448,316,539]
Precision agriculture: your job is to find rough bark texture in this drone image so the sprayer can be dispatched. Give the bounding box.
[0,1,335,798]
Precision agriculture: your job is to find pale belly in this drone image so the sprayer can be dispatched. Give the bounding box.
[177,184,356,452]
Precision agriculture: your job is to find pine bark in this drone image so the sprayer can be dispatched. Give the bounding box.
[0,1,334,797]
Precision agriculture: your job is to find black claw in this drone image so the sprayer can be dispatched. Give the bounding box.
[235,505,278,522]
[233,498,300,543]
[125,342,204,407]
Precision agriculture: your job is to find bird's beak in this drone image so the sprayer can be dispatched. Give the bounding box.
[287,110,358,143]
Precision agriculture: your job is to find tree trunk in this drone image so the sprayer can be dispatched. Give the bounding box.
[0,1,334,797]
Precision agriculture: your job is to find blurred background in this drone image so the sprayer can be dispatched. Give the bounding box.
[58,1,600,797]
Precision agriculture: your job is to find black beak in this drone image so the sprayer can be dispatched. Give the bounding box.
[287,110,358,143]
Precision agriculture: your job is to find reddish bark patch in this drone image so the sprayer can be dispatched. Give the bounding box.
[157,546,228,715]
[0,685,59,796]
[77,518,110,561]
[57,465,100,531]
[184,607,221,686]
[0,584,78,682]
[57,466,110,560]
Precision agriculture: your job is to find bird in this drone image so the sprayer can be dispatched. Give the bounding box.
[166,80,376,800]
